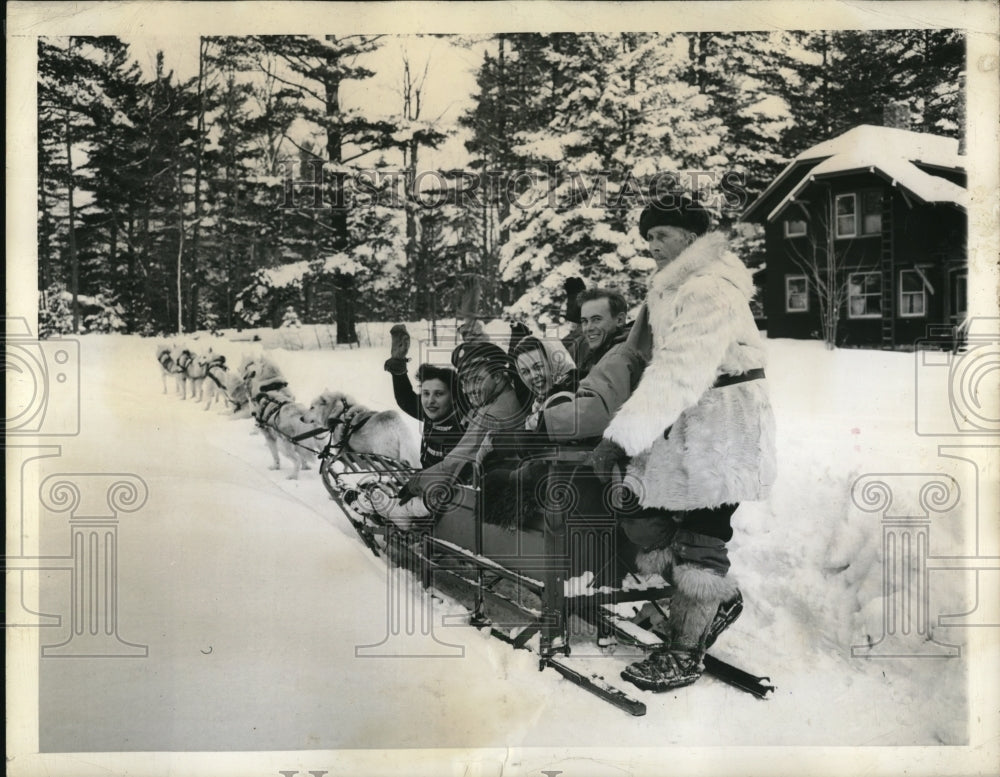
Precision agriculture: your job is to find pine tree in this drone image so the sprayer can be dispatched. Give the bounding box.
[38,37,100,333]
[74,37,145,332]
[253,34,400,343]
[496,33,728,322]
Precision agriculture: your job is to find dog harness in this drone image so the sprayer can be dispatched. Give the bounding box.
[315,401,375,457]
[254,392,290,428]
[176,350,195,374]
[206,361,228,389]
[256,380,288,394]
[158,351,175,370]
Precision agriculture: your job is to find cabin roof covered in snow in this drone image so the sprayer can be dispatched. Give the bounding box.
[742,124,967,223]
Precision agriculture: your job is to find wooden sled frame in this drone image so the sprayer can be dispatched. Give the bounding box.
[318,444,774,716]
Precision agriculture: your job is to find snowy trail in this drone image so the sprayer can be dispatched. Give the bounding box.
[35,334,970,750]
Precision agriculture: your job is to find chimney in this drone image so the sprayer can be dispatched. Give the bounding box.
[882,100,911,130]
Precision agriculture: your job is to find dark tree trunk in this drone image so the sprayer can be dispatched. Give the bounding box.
[64,110,80,333]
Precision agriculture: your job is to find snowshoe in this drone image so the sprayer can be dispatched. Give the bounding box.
[621,647,704,692]
[705,589,743,650]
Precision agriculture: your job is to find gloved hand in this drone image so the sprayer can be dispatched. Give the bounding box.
[563,276,586,324]
[507,321,532,353]
[389,324,411,360]
[586,437,628,483]
[383,357,408,375]
[395,476,423,506]
[385,324,411,374]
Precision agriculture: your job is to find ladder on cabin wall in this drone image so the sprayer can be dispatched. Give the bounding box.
[879,194,895,349]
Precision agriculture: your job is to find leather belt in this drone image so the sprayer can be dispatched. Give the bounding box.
[662,369,767,440]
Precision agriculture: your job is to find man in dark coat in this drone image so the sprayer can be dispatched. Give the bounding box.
[575,288,629,378]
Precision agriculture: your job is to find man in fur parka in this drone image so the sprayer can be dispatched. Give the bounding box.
[592,194,777,692]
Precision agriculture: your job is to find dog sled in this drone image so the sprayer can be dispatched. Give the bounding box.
[318,441,775,716]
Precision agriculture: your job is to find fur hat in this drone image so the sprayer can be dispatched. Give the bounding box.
[639,194,711,240]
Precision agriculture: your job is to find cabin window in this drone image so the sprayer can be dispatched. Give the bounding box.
[835,191,883,238]
[861,190,883,235]
[953,272,967,319]
[848,272,882,318]
[899,269,928,317]
[785,276,809,312]
[835,194,857,238]
[784,219,807,238]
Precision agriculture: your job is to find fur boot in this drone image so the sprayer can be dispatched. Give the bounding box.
[635,546,674,578]
[622,564,741,692]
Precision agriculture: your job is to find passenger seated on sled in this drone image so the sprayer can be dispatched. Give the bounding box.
[383,324,466,469]
[355,341,530,528]
[492,301,646,447]
[471,335,580,527]
[574,288,631,379]
[476,301,644,577]
[479,287,643,452]
[510,336,579,430]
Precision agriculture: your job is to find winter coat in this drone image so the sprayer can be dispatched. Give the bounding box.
[391,371,465,468]
[575,322,632,378]
[604,231,776,511]
[540,333,647,442]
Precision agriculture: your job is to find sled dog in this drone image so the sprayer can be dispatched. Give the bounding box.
[245,358,313,478]
[178,347,208,402]
[171,346,200,398]
[199,351,242,412]
[303,390,421,468]
[156,344,181,394]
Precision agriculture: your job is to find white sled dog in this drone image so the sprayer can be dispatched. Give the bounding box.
[247,359,314,479]
[303,390,421,469]
[180,347,208,402]
[155,343,181,394]
[199,350,242,412]
[168,346,205,401]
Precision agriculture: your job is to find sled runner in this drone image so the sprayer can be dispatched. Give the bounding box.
[318,443,774,715]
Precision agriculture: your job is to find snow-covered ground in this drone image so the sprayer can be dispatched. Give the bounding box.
[19,329,998,757]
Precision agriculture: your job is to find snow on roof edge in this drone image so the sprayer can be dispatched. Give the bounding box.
[743,124,965,223]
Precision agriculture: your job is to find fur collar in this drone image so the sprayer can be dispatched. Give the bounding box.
[648,231,755,303]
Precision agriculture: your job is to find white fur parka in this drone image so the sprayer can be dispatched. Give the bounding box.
[604,231,777,511]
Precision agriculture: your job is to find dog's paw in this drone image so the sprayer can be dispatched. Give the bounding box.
[268,464,280,471]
